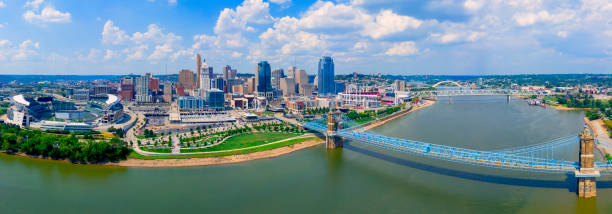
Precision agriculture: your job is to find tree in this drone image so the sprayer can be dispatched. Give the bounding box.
[586,110,601,120]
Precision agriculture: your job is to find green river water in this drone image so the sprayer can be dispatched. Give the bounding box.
[1,96,610,213]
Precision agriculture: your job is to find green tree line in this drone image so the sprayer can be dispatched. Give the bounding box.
[0,124,130,163]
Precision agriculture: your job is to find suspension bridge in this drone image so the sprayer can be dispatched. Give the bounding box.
[301,109,608,198]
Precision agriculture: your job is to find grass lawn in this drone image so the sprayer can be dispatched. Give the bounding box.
[128,137,320,159]
[180,132,300,153]
[140,147,172,153]
[355,117,375,124]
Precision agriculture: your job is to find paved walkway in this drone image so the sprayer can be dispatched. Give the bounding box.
[589,119,612,156]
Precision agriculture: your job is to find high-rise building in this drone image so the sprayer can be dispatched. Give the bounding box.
[232,85,244,94]
[295,68,309,95]
[230,69,237,79]
[202,59,214,79]
[135,75,152,103]
[280,77,296,96]
[178,96,206,112]
[223,65,232,80]
[206,88,224,108]
[255,61,272,93]
[271,68,284,89]
[392,80,406,91]
[213,78,224,91]
[246,77,256,94]
[287,66,296,79]
[317,56,335,96]
[149,77,159,93]
[120,77,134,102]
[200,75,211,91]
[162,81,173,102]
[334,81,345,93]
[196,54,202,88]
[178,69,195,90]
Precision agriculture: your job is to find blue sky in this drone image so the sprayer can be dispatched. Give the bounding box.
[0,0,610,75]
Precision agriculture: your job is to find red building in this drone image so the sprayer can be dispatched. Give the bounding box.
[149,78,159,93]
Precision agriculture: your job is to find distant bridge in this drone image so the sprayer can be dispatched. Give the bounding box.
[431,80,462,88]
[302,110,605,198]
[411,88,538,98]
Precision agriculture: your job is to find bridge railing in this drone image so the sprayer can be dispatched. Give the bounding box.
[303,120,580,172]
[412,89,538,97]
[336,130,578,172]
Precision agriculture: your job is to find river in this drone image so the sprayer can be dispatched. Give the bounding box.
[1,96,610,213]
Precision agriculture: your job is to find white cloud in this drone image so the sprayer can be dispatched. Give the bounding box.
[131,24,182,45]
[428,31,486,44]
[0,40,11,47]
[148,43,174,61]
[269,0,290,4]
[0,1,6,8]
[168,0,177,4]
[512,10,574,26]
[10,40,40,61]
[79,48,101,62]
[170,49,193,61]
[102,20,184,62]
[385,41,418,56]
[557,31,568,38]
[24,0,44,9]
[364,10,422,39]
[214,0,273,34]
[353,41,368,50]
[104,49,118,60]
[463,0,484,11]
[123,45,148,61]
[102,20,129,44]
[23,7,71,24]
[87,48,101,61]
[231,51,243,58]
[192,34,218,49]
[299,1,371,31]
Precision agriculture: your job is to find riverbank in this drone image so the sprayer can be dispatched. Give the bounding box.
[547,105,597,111]
[114,138,322,167]
[585,118,612,158]
[360,100,436,131]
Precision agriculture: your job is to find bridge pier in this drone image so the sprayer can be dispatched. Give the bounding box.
[326,111,343,149]
[576,132,599,198]
[448,96,452,104]
[507,95,511,103]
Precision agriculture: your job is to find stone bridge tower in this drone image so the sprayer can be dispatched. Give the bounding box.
[576,131,598,198]
[326,110,343,149]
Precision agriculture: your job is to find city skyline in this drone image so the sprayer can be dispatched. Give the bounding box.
[0,0,610,76]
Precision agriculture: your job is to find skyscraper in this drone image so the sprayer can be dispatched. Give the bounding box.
[246,77,255,94]
[196,54,202,88]
[280,77,296,96]
[255,61,272,93]
[271,68,284,89]
[120,77,134,102]
[178,69,195,90]
[162,81,173,102]
[202,59,214,79]
[287,66,296,79]
[230,69,237,79]
[223,65,232,80]
[318,56,335,96]
[135,74,152,103]
[295,68,309,95]
[200,75,211,91]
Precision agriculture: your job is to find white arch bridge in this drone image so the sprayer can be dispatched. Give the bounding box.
[411,88,539,97]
